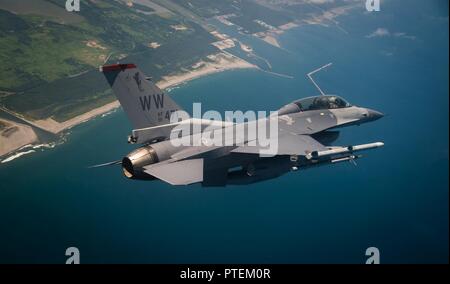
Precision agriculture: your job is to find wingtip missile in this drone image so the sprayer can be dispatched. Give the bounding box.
[307,142,384,160]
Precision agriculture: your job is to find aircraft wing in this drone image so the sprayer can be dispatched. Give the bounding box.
[143,159,204,185]
[231,130,327,156]
[142,130,328,185]
[142,145,233,185]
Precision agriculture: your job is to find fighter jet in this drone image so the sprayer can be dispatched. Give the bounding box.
[96,63,384,186]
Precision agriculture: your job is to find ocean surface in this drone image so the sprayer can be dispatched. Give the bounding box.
[0,0,448,263]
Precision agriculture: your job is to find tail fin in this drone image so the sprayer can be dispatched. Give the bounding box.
[101,64,187,129]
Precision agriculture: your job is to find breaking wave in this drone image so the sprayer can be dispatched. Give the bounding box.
[0,141,62,164]
[1,150,36,163]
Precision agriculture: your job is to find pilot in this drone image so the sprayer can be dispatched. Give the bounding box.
[324,96,348,109]
[328,96,340,109]
[312,97,330,110]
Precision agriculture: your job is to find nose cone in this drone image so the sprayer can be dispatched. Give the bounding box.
[366,109,384,122]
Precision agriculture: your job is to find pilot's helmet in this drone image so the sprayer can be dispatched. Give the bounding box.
[315,97,329,107]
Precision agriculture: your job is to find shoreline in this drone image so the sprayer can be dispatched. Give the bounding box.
[158,52,256,89]
[36,52,256,134]
[0,52,256,158]
[0,119,38,157]
[4,52,256,134]
[255,21,299,48]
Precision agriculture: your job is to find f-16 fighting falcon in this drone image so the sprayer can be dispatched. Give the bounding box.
[95,63,384,186]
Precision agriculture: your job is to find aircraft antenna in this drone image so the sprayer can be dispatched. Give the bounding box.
[307,63,332,96]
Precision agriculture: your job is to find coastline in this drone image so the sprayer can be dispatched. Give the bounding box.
[0,52,256,158]
[158,52,256,89]
[36,52,256,134]
[255,21,299,48]
[0,119,38,157]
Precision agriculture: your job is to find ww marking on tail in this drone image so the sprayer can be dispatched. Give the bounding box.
[139,94,165,111]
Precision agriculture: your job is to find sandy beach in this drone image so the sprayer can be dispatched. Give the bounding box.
[32,101,122,134]
[0,119,38,157]
[262,35,281,48]
[158,52,256,89]
[256,21,299,48]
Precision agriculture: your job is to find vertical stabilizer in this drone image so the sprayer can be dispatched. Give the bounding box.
[101,64,187,130]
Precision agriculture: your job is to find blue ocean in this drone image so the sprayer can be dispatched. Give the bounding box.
[0,0,448,263]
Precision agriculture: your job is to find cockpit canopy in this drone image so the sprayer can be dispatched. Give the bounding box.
[277,95,352,116]
[293,95,351,111]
